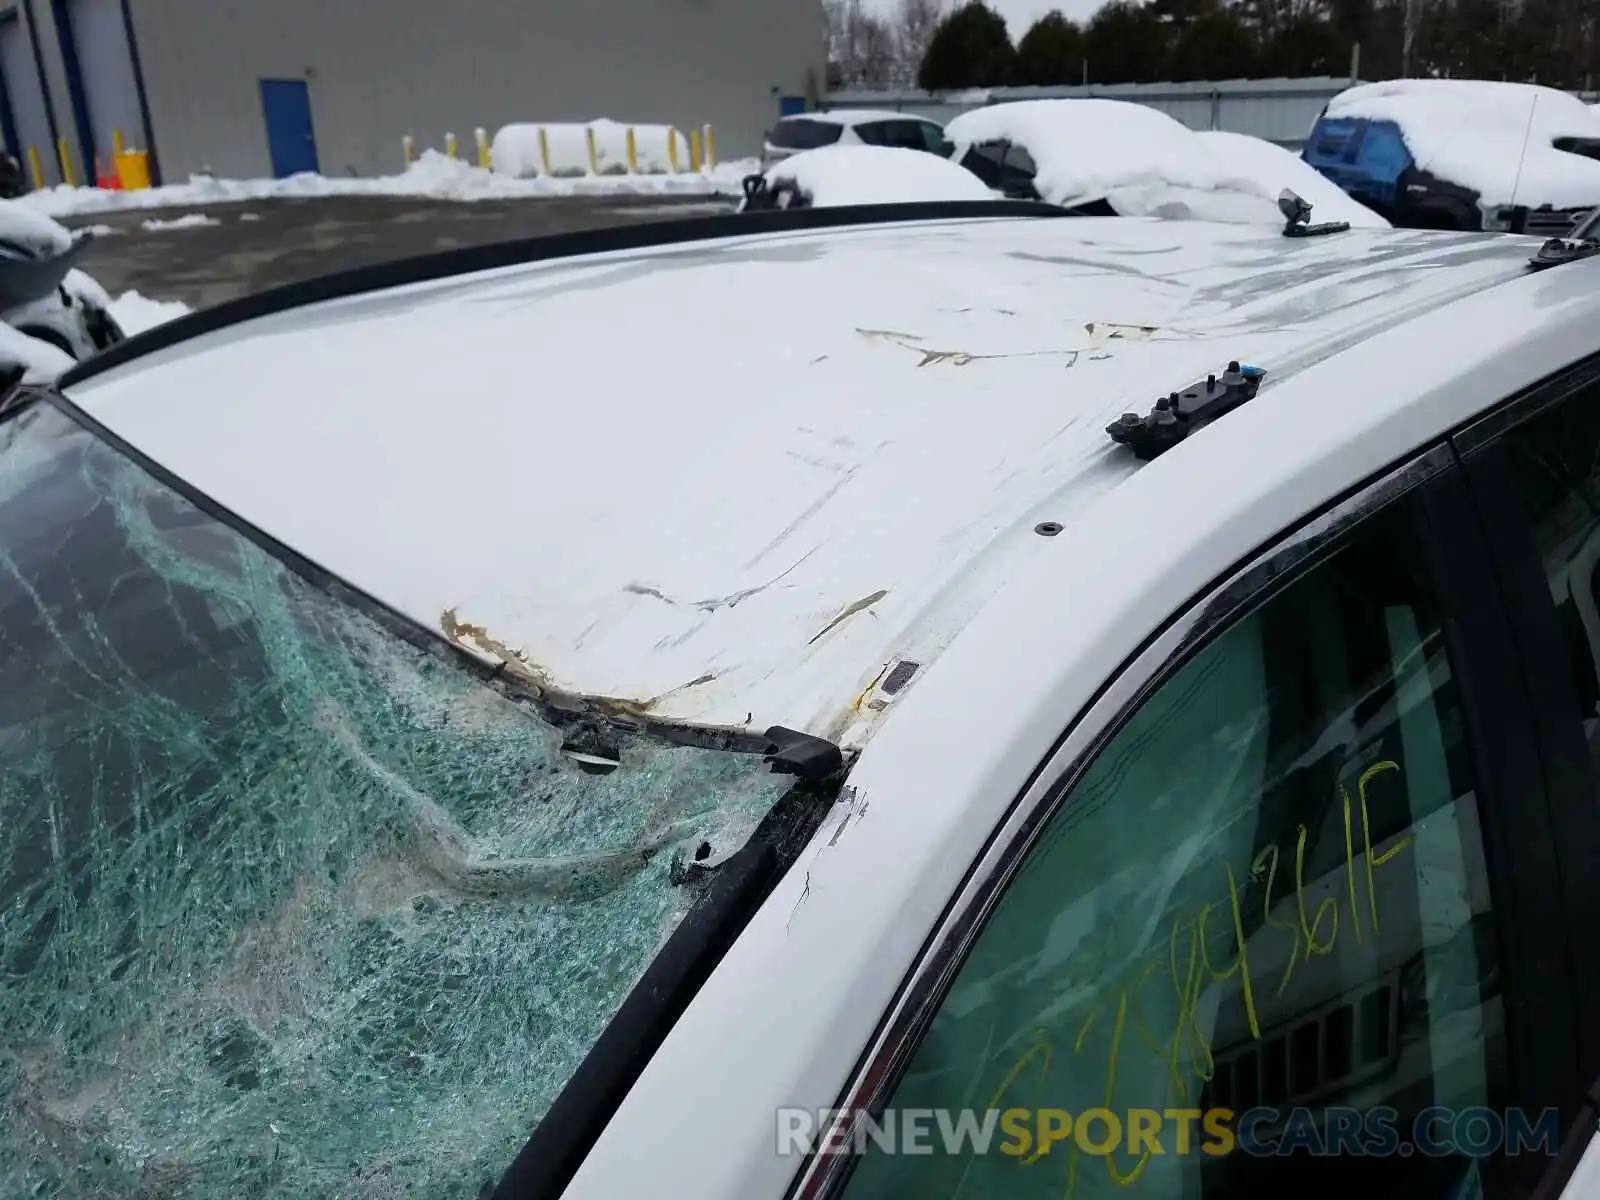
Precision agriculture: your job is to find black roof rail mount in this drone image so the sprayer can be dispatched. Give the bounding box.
[1529,202,1600,270]
[1530,235,1600,271]
[1107,361,1267,461]
[1279,189,1349,239]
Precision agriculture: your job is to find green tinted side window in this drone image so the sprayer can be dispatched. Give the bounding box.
[842,503,1503,1199]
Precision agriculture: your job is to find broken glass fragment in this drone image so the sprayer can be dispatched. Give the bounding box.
[0,402,791,1197]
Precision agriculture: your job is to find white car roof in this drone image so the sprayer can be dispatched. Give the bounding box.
[67,217,1548,759]
[562,229,1600,1200]
[54,213,1600,1198]
[798,108,934,127]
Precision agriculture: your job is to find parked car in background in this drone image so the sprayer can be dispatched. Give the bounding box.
[761,109,951,169]
[11,200,1600,1200]
[740,144,999,211]
[943,99,1386,228]
[1303,79,1600,233]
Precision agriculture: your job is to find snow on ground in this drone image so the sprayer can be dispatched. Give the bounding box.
[492,120,695,177]
[1325,80,1600,209]
[1194,130,1390,227]
[754,144,996,208]
[141,213,220,231]
[18,147,758,219]
[945,99,1283,224]
[108,291,191,335]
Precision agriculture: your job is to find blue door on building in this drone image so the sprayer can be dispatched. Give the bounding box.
[779,95,807,117]
[259,78,318,178]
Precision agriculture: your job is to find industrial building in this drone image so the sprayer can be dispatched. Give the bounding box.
[0,0,823,187]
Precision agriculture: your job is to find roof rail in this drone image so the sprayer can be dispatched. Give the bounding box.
[58,199,1074,389]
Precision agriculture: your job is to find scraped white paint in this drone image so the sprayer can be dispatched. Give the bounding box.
[66,216,1540,746]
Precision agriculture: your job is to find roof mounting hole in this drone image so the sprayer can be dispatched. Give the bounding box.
[1034,521,1063,537]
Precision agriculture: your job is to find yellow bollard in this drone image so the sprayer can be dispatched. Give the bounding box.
[445,132,458,160]
[666,126,680,173]
[57,138,75,188]
[26,145,42,190]
[585,126,598,174]
[625,126,638,174]
[537,126,552,175]
[403,134,415,167]
[703,124,716,169]
[475,127,490,170]
[112,127,124,158]
[689,128,703,173]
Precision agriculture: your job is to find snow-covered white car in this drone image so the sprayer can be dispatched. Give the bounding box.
[761,109,951,169]
[739,143,1000,211]
[1304,79,1600,234]
[9,202,1600,1200]
[944,99,1386,230]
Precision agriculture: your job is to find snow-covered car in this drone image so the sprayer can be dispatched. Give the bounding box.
[739,143,999,211]
[943,98,1384,228]
[761,109,951,169]
[1304,79,1600,234]
[1194,129,1390,229]
[11,202,1600,1200]
[0,200,123,373]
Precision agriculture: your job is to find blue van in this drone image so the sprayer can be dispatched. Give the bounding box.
[1302,107,1597,236]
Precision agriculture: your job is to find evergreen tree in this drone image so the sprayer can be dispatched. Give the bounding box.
[918,0,1018,88]
[1015,11,1088,85]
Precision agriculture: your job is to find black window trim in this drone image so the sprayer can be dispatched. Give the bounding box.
[787,438,1581,1199]
[1452,350,1600,1110]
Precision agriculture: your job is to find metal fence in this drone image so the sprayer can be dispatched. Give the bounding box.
[822,77,1600,149]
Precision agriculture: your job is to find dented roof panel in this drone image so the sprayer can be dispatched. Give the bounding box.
[64,218,1539,744]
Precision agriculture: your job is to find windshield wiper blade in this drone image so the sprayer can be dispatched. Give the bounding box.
[490,757,848,1200]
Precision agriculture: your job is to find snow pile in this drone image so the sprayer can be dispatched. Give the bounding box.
[1325,80,1600,208]
[141,213,219,231]
[1195,130,1390,227]
[756,144,996,207]
[0,195,74,255]
[492,121,693,178]
[17,149,758,218]
[108,290,191,334]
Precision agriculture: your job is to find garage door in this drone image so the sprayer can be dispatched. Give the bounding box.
[66,0,140,158]
[0,15,52,174]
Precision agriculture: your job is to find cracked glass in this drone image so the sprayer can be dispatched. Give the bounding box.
[0,401,793,1197]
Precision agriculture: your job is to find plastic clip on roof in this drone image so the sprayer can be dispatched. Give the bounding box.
[1278,189,1350,239]
[1106,361,1267,461]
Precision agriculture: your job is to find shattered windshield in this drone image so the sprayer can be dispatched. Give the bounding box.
[0,400,794,1197]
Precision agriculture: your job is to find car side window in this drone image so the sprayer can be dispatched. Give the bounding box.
[1494,380,1600,783]
[915,121,947,153]
[769,119,842,151]
[839,500,1509,1199]
[852,121,891,147]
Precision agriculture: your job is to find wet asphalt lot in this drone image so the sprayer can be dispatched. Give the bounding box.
[61,193,741,311]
